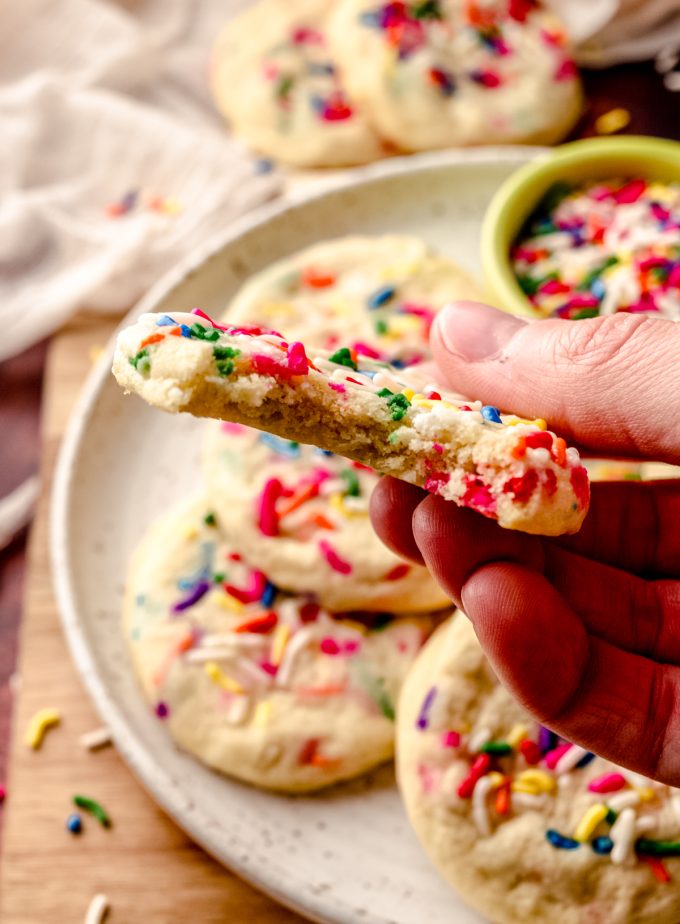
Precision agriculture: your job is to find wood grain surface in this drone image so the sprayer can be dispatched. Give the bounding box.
[0,317,304,924]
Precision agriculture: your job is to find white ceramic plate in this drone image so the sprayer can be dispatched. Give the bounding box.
[52,147,542,924]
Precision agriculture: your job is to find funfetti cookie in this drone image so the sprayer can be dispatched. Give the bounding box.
[112,310,590,536]
[226,235,485,367]
[126,494,437,792]
[210,0,385,167]
[397,616,680,924]
[203,422,451,613]
[327,0,583,151]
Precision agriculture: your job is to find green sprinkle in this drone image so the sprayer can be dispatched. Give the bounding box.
[541,181,573,213]
[412,0,442,19]
[623,472,643,481]
[571,307,600,320]
[213,345,240,377]
[371,613,394,631]
[328,347,357,370]
[203,512,217,527]
[636,838,680,857]
[341,468,360,497]
[388,432,400,444]
[276,73,294,99]
[374,319,389,335]
[377,387,393,397]
[386,393,411,421]
[517,274,540,296]
[212,572,226,584]
[353,663,395,720]
[73,794,111,828]
[577,256,619,291]
[481,741,513,756]
[129,348,150,375]
[605,808,618,826]
[190,323,220,342]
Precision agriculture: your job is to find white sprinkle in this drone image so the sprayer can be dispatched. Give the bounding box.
[472,775,493,836]
[512,792,549,812]
[610,808,636,865]
[621,768,653,789]
[635,815,656,834]
[275,628,314,687]
[468,726,492,753]
[554,744,589,775]
[565,447,580,467]
[606,791,641,813]
[342,496,369,512]
[84,893,109,924]
[670,794,680,826]
[202,633,264,650]
[78,728,112,752]
[373,371,401,393]
[225,695,250,725]
[186,647,236,663]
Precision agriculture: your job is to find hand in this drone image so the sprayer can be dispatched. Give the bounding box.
[370,301,680,784]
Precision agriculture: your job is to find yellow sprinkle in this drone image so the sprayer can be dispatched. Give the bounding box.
[506,723,528,748]
[516,769,556,793]
[512,780,540,795]
[270,624,291,667]
[204,662,244,694]
[160,197,182,214]
[574,803,609,842]
[486,772,505,789]
[182,525,198,540]
[402,388,415,401]
[340,619,368,635]
[533,419,547,431]
[413,398,435,408]
[386,316,422,336]
[89,344,105,364]
[329,493,363,518]
[635,787,657,803]
[213,592,244,613]
[440,401,458,411]
[261,301,297,319]
[647,182,677,204]
[25,708,61,750]
[594,108,630,135]
[253,701,273,727]
[329,297,353,318]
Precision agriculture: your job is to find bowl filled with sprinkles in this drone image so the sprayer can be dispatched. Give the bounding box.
[481,136,680,320]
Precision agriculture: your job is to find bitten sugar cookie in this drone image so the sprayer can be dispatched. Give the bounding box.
[113,310,589,536]
[226,235,484,367]
[126,495,436,792]
[397,616,680,924]
[203,422,451,613]
[210,0,384,167]
[328,0,582,151]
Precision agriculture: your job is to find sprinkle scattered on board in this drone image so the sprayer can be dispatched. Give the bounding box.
[24,707,60,750]
[594,107,631,135]
[84,893,110,924]
[79,727,113,751]
[73,794,112,828]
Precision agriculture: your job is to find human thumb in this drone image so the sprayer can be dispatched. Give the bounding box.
[431,301,680,463]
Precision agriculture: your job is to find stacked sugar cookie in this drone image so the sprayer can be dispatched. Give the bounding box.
[123,235,483,792]
[211,0,583,167]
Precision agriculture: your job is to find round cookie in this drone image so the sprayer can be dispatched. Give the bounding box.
[225,235,485,367]
[210,0,385,167]
[202,422,452,613]
[126,494,437,792]
[397,616,680,924]
[327,0,583,151]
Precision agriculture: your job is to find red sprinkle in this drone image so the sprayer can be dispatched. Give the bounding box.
[519,739,541,765]
[140,332,164,348]
[644,855,672,883]
[319,540,352,574]
[461,476,497,518]
[525,431,553,451]
[502,469,538,504]
[298,738,320,765]
[302,267,336,288]
[386,563,410,581]
[543,469,558,497]
[225,569,267,604]
[457,753,492,799]
[442,730,461,748]
[300,602,321,623]
[234,611,278,634]
[570,466,590,508]
[551,437,567,467]
[495,778,512,815]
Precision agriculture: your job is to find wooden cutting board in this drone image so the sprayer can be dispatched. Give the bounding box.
[0,316,305,924]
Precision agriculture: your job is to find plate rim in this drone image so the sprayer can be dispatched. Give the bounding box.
[50,145,542,924]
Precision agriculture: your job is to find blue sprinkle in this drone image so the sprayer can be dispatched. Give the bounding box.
[180,324,192,338]
[315,447,335,457]
[367,285,397,309]
[258,432,301,457]
[156,314,178,326]
[591,836,614,855]
[590,278,606,300]
[481,405,503,424]
[576,751,596,769]
[546,829,580,850]
[66,813,83,834]
[359,10,381,27]
[254,158,275,175]
[308,62,335,76]
[261,581,277,608]
[391,358,408,369]
[309,95,326,113]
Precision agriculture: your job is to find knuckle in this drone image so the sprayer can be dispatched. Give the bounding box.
[548,314,651,372]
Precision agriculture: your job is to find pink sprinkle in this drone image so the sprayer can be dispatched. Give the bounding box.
[319,540,352,574]
[588,772,627,794]
[251,352,291,380]
[461,476,497,517]
[432,442,444,454]
[320,638,341,655]
[260,661,277,676]
[424,471,450,493]
[539,279,571,295]
[614,178,646,204]
[555,58,578,81]
[473,69,502,88]
[262,62,279,81]
[328,382,346,394]
[418,763,437,793]
[258,478,284,536]
[442,730,461,748]
[543,742,572,769]
[343,639,360,655]
[353,341,382,359]
[668,264,680,288]
[291,26,324,45]
[629,293,659,313]
[225,569,267,604]
[0,784,5,803]
[191,308,232,331]
[401,303,436,331]
[221,421,246,435]
[287,341,309,375]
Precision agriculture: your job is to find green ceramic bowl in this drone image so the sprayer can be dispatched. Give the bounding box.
[481,136,680,318]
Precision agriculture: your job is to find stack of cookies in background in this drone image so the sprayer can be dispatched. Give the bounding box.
[124,234,483,791]
[210,0,583,167]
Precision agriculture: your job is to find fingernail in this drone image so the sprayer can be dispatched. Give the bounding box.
[435,301,526,362]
